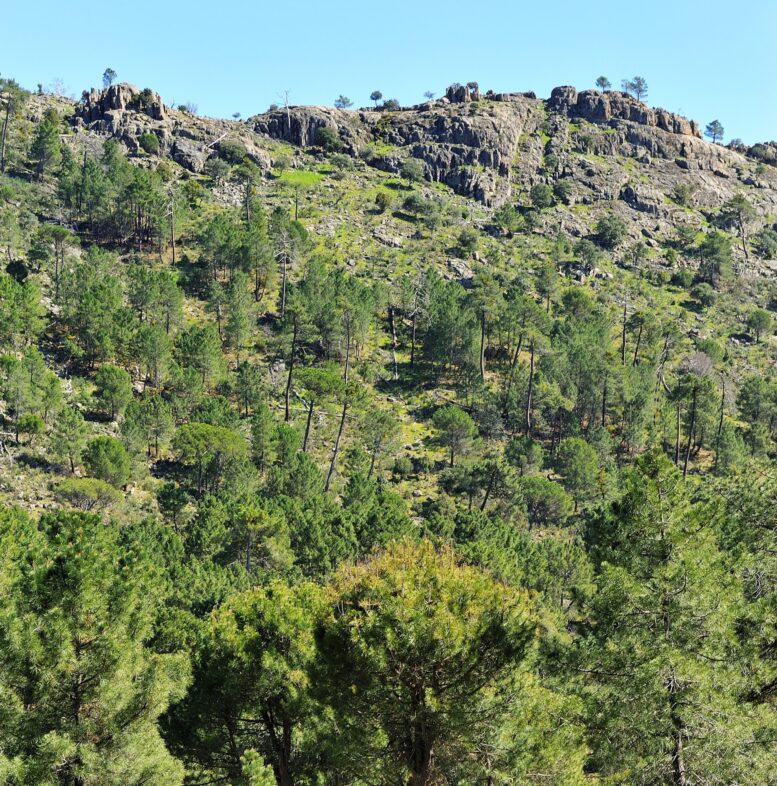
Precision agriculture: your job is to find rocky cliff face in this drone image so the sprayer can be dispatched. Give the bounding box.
[547,86,700,138]
[72,83,271,174]
[245,84,773,210]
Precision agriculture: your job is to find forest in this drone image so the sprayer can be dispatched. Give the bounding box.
[1,71,777,786]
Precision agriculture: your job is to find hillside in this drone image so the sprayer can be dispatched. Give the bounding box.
[2,73,777,785]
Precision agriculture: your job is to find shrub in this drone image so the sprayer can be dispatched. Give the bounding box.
[596,213,627,249]
[392,456,413,478]
[56,477,121,511]
[529,183,555,209]
[457,228,479,255]
[204,157,231,185]
[400,158,424,186]
[93,364,132,420]
[553,179,573,205]
[671,182,696,207]
[138,132,160,155]
[671,268,694,289]
[16,413,45,445]
[518,475,573,527]
[375,191,392,213]
[754,228,777,260]
[690,283,716,309]
[82,436,131,488]
[315,126,342,152]
[218,139,247,164]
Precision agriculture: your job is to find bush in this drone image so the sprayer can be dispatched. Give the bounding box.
[671,182,696,207]
[754,228,777,260]
[402,193,433,216]
[596,213,627,249]
[457,228,479,255]
[330,154,353,179]
[400,158,424,185]
[56,477,121,511]
[315,126,342,152]
[138,132,160,155]
[553,179,573,205]
[518,475,573,527]
[746,308,772,343]
[529,183,555,209]
[690,283,716,309]
[204,157,230,185]
[493,203,523,234]
[392,456,413,478]
[16,413,45,445]
[93,364,132,420]
[218,139,247,164]
[375,191,392,213]
[671,268,694,289]
[82,436,131,488]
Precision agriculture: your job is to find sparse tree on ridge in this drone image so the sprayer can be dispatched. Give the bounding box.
[334,95,353,109]
[370,90,383,107]
[705,119,724,144]
[102,67,117,88]
[596,75,611,91]
[423,90,435,100]
[622,76,648,101]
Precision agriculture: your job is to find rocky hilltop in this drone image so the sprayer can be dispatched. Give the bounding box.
[73,83,271,173]
[64,81,777,246]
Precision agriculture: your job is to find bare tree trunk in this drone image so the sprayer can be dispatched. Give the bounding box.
[284,321,298,422]
[325,401,348,492]
[632,322,643,365]
[280,255,288,317]
[388,305,399,380]
[714,386,725,473]
[525,338,535,436]
[621,295,628,364]
[302,400,314,452]
[683,387,697,479]
[410,310,417,366]
[479,312,486,381]
[601,374,608,427]
[668,676,688,786]
[0,103,11,174]
[675,399,681,467]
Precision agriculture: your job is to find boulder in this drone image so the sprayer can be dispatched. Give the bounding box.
[171,139,208,173]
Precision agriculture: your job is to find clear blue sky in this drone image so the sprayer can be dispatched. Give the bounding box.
[3,0,775,143]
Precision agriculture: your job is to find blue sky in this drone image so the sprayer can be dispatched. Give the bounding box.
[3,0,776,143]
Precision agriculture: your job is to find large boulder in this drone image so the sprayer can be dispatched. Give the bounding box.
[171,139,208,173]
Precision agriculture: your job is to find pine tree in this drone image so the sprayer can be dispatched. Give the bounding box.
[579,453,775,785]
[0,508,190,785]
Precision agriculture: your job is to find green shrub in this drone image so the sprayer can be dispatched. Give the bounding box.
[671,268,694,288]
[316,126,342,152]
[138,132,160,155]
[56,477,122,511]
[218,139,247,164]
[375,191,392,213]
[596,213,627,249]
[82,436,131,488]
[529,183,555,209]
[690,282,716,309]
[392,456,413,478]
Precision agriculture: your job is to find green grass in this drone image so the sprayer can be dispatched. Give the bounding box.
[277,169,325,187]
